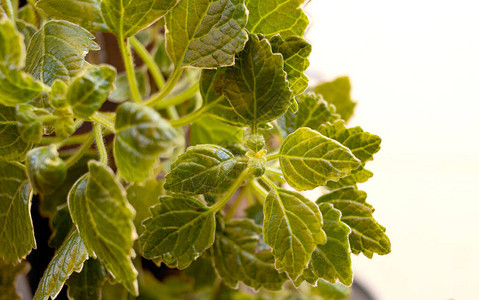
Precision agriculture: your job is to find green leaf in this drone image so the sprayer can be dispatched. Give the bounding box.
[18,4,39,27]
[270,35,311,96]
[66,259,106,300]
[325,166,373,190]
[0,17,24,68]
[48,206,73,249]
[165,0,248,68]
[141,195,216,269]
[66,64,116,118]
[16,20,37,48]
[25,20,100,86]
[190,116,243,146]
[37,0,108,32]
[319,120,381,164]
[311,279,351,300]
[313,77,356,122]
[164,144,238,194]
[0,105,33,161]
[0,161,35,263]
[223,33,292,128]
[277,93,340,137]
[109,68,150,103]
[0,259,29,300]
[0,0,14,20]
[302,203,353,286]
[33,230,88,300]
[263,188,326,281]
[26,146,67,195]
[316,187,391,258]
[183,257,216,290]
[126,179,162,235]
[15,104,43,143]
[0,66,47,107]
[114,102,180,182]
[200,68,249,127]
[245,0,309,37]
[213,219,287,290]
[68,161,138,295]
[278,127,361,191]
[101,0,179,38]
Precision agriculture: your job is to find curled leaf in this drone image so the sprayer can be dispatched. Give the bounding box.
[26,145,67,195]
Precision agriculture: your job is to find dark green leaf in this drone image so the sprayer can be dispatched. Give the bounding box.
[48,206,73,249]
[0,161,35,263]
[245,203,263,225]
[101,0,179,38]
[33,230,88,300]
[245,0,309,37]
[25,20,100,85]
[316,187,391,258]
[213,219,287,290]
[302,203,353,286]
[66,259,106,300]
[165,0,248,68]
[37,0,108,32]
[277,93,340,137]
[325,166,373,190]
[114,102,180,182]
[183,257,216,290]
[319,120,381,164]
[223,34,292,128]
[190,116,243,146]
[270,35,311,96]
[313,77,356,122]
[68,161,138,295]
[15,104,43,143]
[278,127,361,191]
[109,68,150,103]
[141,195,216,269]
[263,188,326,281]
[0,105,33,161]
[0,259,29,300]
[66,64,116,118]
[164,144,238,194]
[311,279,351,300]
[126,179,163,235]
[26,146,67,195]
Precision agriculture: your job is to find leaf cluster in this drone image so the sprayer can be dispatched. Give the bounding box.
[0,1,390,299]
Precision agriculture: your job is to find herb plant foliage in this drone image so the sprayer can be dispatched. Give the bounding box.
[0,0,390,299]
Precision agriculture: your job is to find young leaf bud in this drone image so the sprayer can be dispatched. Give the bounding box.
[26,145,67,195]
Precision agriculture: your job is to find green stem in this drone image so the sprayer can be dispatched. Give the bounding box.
[54,119,84,147]
[250,179,268,202]
[65,133,94,168]
[210,169,250,213]
[119,37,142,103]
[144,68,183,107]
[155,82,199,109]
[260,175,277,191]
[89,112,115,132]
[168,107,205,127]
[130,36,166,89]
[94,124,108,165]
[266,153,280,161]
[265,168,284,179]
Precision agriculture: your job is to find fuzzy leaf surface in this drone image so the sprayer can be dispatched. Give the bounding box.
[317,187,391,258]
[166,0,248,68]
[319,120,381,164]
[114,102,180,182]
[25,20,100,85]
[263,188,326,281]
[223,34,292,127]
[67,64,116,118]
[0,66,46,107]
[278,127,361,191]
[0,105,33,161]
[66,259,106,300]
[213,219,287,290]
[314,77,356,122]
[302,203,353,286]
[68,161,138,294]
[270,35,311,96]
[326,167,374,190]
[141,195,215,269]
[101,0,178,38]
[164,144,238,194]
[0,161,35,263]
[277,93,340,137]
[37,0,108,31]
[245,0,309,37]
[33,230,88,300]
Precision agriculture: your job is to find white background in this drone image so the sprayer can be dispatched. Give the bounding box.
[305,1,479,299]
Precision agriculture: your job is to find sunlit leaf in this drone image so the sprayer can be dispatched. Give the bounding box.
[0,17,24,68]
[109,68,150,103]
[0,105,33,161]
[326,166,373,190]
[311,279,351,300]
[0,66,46,107]
[190,116,243,146]
[313,77,356,122]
